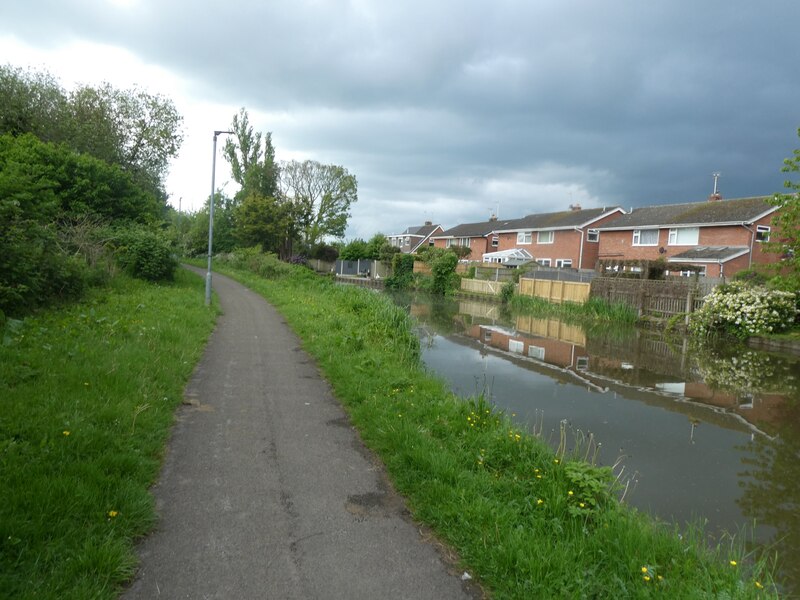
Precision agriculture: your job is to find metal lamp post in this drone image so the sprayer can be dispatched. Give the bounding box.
[205,130,234,306]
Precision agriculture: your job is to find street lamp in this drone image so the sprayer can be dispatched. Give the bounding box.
[205,130,234,306]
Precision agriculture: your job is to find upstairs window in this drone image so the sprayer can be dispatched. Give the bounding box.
[668,227,699,246]
[756,225,771,242]
[537,230,554,244]
[491,235,499,247]
[587,229,599,242]
[633,229,659,246]
[517,231,532,244]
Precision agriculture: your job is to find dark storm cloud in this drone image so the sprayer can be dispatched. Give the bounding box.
[3,0,798,236]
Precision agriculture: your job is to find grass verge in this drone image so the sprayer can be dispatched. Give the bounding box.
[0,269,217,599]
[206,253,777,599]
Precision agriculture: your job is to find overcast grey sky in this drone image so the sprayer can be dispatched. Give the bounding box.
[2,0,798,238]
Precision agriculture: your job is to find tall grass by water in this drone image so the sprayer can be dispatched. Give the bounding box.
[0,270,217,599]
[510,293,639,325]
[209,253,776,599]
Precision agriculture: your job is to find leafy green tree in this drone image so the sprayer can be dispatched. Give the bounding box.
[339,238,369,260]
[234,192,294,254]
[185,192,237,256]
[0,134,85,314]
[768,127,800,277]
[0,64,71,143]
[280,159,357,247]
[223,108,279,200]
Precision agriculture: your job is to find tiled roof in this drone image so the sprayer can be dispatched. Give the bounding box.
[495,207,622,231]
[434,219,514,238]
[597,197,774,230]
[667,246,750,262]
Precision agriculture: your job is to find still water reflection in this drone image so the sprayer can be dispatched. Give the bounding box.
[393,293,800,595]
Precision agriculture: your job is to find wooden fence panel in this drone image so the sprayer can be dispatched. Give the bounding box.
[461,279,505,295]
[518,278,590,304]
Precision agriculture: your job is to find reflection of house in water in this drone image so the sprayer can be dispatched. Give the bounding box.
[464,319,589,371]
[584,331,793,432]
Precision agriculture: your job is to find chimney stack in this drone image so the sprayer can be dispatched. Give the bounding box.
[424,220,432,226]
[569,203,582,211]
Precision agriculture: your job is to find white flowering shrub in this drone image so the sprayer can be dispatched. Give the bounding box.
[689,281,797,339]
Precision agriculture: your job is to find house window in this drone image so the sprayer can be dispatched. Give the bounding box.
[404,236,410,244]
[460,237,469,247]
[528,345,545,360]
[668,227,699,246]
[587,229,599,243]
[756,225,770,242]
[491,235,499,248]
[509,339,524,354]
[536,258,551,267]
[679,266,706,277]
[632,229,659,246]
[537,230,554,244]
[575,356,589,370]
[555,259,572,268]
[483,330,492,342]
[517,231,532,244]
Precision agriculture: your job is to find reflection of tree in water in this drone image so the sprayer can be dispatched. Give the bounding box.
[691,341,799,398]
[738,397,800,596]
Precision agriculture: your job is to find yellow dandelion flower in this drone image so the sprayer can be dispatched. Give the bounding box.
[579,502,585,508]
[553,458,560,464]
[62,431,70,436]
[755,581,763,589]
[641,567,648,573]
[536,475,542,479]
[643,575,651,582]
[568,490,574,496]
[108,510,118,518]
[730,560,737,567]
[536,499,543,505]
[657,575,663,581]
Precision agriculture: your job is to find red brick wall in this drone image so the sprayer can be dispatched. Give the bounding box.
[432,236,490,259]
[597,218,781,276]
[497,229,583,266]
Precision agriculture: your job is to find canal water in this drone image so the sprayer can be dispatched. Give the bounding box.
[391,292,800,595]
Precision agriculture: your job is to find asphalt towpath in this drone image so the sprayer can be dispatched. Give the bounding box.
[123,267,478,599]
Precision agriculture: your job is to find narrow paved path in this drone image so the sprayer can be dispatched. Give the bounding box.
[123,268,476,599]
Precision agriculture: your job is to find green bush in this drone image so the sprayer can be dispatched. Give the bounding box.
[385,253,415,290]
[500,280,516,304]
[689,281,797,339]
[113,226,176,281]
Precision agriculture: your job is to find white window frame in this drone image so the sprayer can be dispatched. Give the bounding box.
[491,235,499,248]
[756,225,770,243]
[517,231,532,244]
[632,229,659,246]
[668,227,699,246]
[575,356,589,370]
[509,339,524,354]
[537,230,554,244]
[555,259,573,268]
[528,345,545,360]
[536,258,551,267]
[586,229,599,243]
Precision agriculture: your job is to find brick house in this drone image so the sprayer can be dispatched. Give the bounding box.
[492,205,624,269]
[386,221,443,253]
[595,195,780,277]
[430,217,512,259]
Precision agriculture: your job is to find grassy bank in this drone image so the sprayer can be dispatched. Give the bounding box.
[0,270,217,599]
[209,254,775,599]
